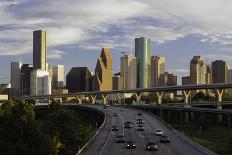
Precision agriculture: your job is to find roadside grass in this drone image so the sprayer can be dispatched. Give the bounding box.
[172,124,232,155]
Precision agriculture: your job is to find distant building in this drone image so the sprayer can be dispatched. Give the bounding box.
[151,56,165,87]
[21,64,33,96]
[190,56,205,85]
[52,88,68,95]
[113,73,122,90]
[135,37,151,88]
[212,60,228,83]
[228,69,232,95]
[33,30,47,70]
[92,48,112,91]
[66,67,92,93]
[205,65,212,84]
[120,55,137,89]
[11,62,22,98]
[52,65,64,88]
[160,72,177,86]
[182,76,191,85]
[30,70,51,95]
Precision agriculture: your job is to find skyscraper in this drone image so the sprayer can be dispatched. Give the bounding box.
[21,64,33,96]
[52,65,64,88]
[212,60,228,83]
[151,56,165,87]
[11,62,22,97]
[113,73,122,90]
[205,65,212,84]
[92,48,112,91]
[135,37,151,88]
[120,55,137,89]
[66,67,92,93]
[190,56,205,85]
[33,30,47,70]
[30,70,51,95]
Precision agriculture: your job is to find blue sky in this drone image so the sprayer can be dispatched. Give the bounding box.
[0,0,232,84]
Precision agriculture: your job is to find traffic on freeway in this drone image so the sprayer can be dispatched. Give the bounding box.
[84,105,213,155]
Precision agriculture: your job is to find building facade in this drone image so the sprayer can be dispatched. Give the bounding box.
[113,73,122,90]
[92,48,112,91]
[66,67,92,93]
[212,60,228,83]
[205,65,212,84]
[21,64,33,96]
[30,70,51,95]
[33,30,47,70]
[159,72,177,86]
[11,62,22,97]
[151,56,165,87]
[52,65,64,88]
[190,56,205,85]
[135,37,151,88]
[120,55,137,89]
[182,76,191,85]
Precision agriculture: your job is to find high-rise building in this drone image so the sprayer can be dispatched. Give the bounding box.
[228,70,232,95]
[66,67,92,93]
[190,56,205,85]
[120,55,137,89]
[212,60,228,83]
[151,56,165,87]
[205,65,212,84]
[21,64,33,96]
[52,65,64,88]
[30,70,51,95]
[160,72,177,86]
[11,62,22,97]
[33,30,47,70]
[113,73,122,90]
[92,48,112,91]
[182,76,191,85]
[135,37,151,88]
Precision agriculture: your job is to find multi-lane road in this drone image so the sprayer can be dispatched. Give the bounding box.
[84,105,213,155]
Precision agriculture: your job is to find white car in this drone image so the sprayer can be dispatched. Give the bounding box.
[155,129,163,136]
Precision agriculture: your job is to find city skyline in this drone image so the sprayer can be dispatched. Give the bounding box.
[1,0,232,84]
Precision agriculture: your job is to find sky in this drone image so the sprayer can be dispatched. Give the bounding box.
[0,0,232,84]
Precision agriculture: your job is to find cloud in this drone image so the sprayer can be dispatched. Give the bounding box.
[47,50,65,60]
[0,0,232,57]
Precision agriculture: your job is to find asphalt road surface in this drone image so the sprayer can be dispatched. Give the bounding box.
[84,105,210,155]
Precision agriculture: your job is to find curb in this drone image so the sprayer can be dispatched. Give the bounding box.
[76,108,107,155]
[136,108,218,155]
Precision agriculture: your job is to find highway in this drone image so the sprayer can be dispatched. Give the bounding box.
[84,105,212,155]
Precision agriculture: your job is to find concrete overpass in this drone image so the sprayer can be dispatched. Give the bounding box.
[22,83,232,105]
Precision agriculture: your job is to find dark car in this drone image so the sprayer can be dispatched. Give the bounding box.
[137,119,143,124]
[138,112,142,116]
[126,140,136,149]
[124,121,133,128]
[112,125,119,131]
[113,112,118,117]
[116,135,125,143]
[146,142,159,151]
[137,124,145,131]
[160,135,170,143]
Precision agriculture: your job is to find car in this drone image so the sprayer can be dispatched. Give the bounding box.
[124,121,133,128]
[137,118,143,124]
[160,135,170,143]
[116,135,125,143]
[146,142,159,151]
[119,107,123,111]
[112,125,119,131]
[155,129,163,136]
[113,112,118,116]
[126,140,136,149]
[137,124,145,131]
[138,112,142,116]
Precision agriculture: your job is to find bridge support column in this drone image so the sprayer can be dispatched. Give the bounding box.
[216,89,224,102]
[135,92,142,105]
[47,97,51,104]
[156,92,163,104]
[102,94,108,105]
[182,90,191,104]
[116,93,122,104]
[76,95,83,104]
[90,95,96,104]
